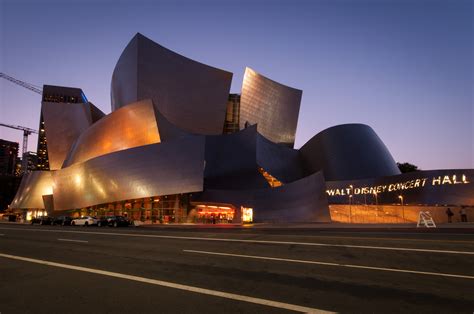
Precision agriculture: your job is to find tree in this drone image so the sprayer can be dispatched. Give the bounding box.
[397,162,419,173]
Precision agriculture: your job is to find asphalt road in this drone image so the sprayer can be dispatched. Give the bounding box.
[0,223,473,313]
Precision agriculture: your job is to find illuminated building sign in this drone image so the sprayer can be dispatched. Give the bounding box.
[326,174,470,197]
[241,206,253,223]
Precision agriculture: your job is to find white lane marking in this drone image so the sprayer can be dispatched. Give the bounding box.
[0,227,472,255]
[57,238,88,243]
[0,253,332,314]
[212,233,474,244]
[184,250,474,280]
[320,231,474,236]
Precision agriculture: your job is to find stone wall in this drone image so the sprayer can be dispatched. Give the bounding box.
[329,204,474,224]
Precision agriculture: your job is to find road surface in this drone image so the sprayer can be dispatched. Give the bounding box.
[0,224,473,313]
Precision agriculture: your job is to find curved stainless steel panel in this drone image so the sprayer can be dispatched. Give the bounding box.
[52,137,205,210]
[256,132,304,183]
[111,33,233,135]
[300,124,401,181]
[154,103,194,142]
[63,99,160,167]
[10,171,53,209]
[195,171,331,223]
[88,102,106,123]
[110,36,138,110]
[204,125,269,190]
[204,125,305,189]
[42,102,93,170]
[240,67,302,147]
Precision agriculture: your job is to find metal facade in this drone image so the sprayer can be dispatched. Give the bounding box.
[204,125,269,190]
[153,104,193,142]
[111,33,232,135]
[10,171,53,209]
[300,124,401,181]
[89,102,106,123]
[240,67,302,147]
[41,102,93,170]
[110,36,138,110]
[256,132,304,183]
[204,125,305,189]
[196,171,331,223]
[52,137,205,210]
[63,100,160,167]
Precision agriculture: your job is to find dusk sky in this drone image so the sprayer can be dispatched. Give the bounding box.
[1,0,472,170]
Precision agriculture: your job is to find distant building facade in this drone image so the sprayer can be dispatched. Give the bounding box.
[223,94,240,134]
[23,152,38,172]
[0,139,19,176]
[15,151,38,175]
[10,33,474,224]
[0,139,21,212]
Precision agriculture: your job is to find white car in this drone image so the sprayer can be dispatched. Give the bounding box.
[71,216,98,226]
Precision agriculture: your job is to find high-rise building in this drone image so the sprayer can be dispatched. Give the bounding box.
[23,152,38,172]
[36,116,49,170]
[13,151,38,175]
[14,159,21,177]
[36,85,94,170]
[0,139,19,176]
[0,140,21,212]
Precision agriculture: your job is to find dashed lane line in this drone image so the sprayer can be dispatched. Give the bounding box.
[184,249,474,280]
[57,238,88,243]
[0,227,473,255]
[198,232,474,244]
[0,252,333,314]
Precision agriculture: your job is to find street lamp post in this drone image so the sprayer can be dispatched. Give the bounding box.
[373,191,378,221]
[349,195,353,223]
[398,195,405,222]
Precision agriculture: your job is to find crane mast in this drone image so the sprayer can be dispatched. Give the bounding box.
[1,73,43,174]
[0,124,39,174]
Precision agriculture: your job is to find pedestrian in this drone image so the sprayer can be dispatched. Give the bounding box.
[459,208,468,223]
[446,207,454,223]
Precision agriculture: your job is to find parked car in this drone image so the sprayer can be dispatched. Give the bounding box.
[71,216,98,226]
[51,216,73,226]
[97,216,130,227]
[30,216,53,225]
[2,214,18,222]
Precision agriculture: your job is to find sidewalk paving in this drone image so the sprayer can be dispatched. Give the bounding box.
[1,220,473,232]
[138,221,474,232]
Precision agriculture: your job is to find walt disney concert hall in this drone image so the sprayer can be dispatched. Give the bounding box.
[10,33,474,224]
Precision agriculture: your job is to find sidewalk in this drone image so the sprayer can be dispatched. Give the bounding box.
[0,221,25,225]
[138,221,474,232]
[1,220,473,232]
